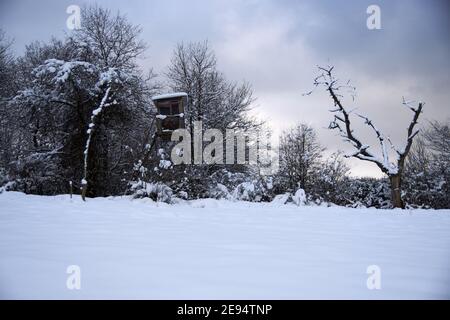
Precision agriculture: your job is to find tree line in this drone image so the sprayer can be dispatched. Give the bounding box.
[0,5,448,209]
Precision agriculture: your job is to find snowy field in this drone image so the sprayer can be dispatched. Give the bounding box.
[0,191,449,299]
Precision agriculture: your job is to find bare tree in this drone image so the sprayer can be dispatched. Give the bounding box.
[313,151,350,203]
[0,29,15,98]
[423,121,450,158]
[404,120,450,208]
[166,41,257,132]
[0,29,16,169]
[311,66,423,208]
[70,5,146,70]
[278,123,324,192]
[161,41,260,196]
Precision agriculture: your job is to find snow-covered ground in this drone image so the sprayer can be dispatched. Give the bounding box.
[0,191,449,299]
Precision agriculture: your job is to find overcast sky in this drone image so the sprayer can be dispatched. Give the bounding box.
[1,0,449,177]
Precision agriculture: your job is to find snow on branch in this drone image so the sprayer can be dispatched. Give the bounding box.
[312,65,424,177]
[80,68,123,201]
[34,59,97,84]
[81,86,112,201]
[402,96,422,112]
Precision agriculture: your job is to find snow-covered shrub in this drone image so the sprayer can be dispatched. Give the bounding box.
[168,166,210,199]
[0,168,9,188]
[402,153,449,209]
[232,181,258,201]
[336,177,391,208]
[1,180,17,192]
[142,146,208,200]
[402,124,450,209]
[270,189,315,206]
[129,180,173,203]
[271,193,291,205]
[205,168,275,202]
[177,190,189,200]
[292,188,307,206]
[231,178,274,202]
[208,169,246,189]
[209,183,231,200]
[205,169,245,200]
[8,153,68,195]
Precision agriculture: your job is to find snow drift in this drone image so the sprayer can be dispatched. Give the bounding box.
[0,192,449,299]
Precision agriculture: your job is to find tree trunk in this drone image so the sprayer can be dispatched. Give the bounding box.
[89,121,109,197]
[389,175,404,208]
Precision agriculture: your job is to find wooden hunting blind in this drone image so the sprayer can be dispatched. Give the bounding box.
[152,92,188,140]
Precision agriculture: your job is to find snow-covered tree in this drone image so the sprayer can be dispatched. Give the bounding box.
[404,121,450,208]
[312,66,423,208]
[0,29,17,170]
[5,6,157,197]
[278,123,324,192]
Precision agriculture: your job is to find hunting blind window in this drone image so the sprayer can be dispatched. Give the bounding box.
[152,92,188,140]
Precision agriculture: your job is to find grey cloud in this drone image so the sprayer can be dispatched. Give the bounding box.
[1,0,448,177]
